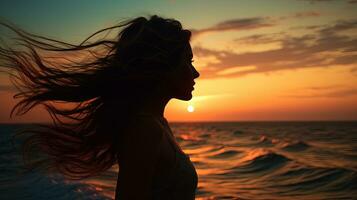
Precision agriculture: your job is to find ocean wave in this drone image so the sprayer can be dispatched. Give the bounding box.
[237,152,290,172]
[233,130,244,135]
[280,140,310,151]
[250,135,278,147]
[217,151,291,177]
[274,165,357,193]
[0,173,111,200]
[208,150,241,159]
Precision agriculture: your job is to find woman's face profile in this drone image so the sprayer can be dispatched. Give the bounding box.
[168,43,200,101]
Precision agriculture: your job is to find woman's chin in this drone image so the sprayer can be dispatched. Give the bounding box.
[175,92,193,101]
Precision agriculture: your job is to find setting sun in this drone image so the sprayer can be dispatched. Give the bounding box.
[187,105,195,113]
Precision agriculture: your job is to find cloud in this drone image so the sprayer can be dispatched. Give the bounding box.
[298,0,337,2]
[297,0,357,4]
[192,19,357,79]
[303,85,344,91]
[233,32,283,44]
[293,11,321,18]
[278,11,321,20]
[191,17,275,38]
[282,86,357,98]
[191,94,236,102]
[318,19,357,35]
[217,65,256,75]
[191,12,320,39]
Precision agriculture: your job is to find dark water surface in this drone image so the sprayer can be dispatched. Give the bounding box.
[1,121,357,200]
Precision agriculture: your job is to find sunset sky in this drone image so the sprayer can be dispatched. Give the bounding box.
[0,0,356,122]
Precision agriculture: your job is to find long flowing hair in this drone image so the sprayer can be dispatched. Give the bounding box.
[0,15,191,180]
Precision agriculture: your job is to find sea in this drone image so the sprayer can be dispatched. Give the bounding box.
[0,121,356,200]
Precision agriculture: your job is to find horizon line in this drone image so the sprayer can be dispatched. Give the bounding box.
[1,119,356,125]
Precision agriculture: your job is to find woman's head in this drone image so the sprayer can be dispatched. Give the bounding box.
[0,15,198,180]
[107,15,199,101]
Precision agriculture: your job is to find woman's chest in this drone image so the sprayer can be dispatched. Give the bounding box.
[154,134,177,177]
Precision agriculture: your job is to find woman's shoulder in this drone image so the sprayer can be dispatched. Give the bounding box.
[119,114,166,160]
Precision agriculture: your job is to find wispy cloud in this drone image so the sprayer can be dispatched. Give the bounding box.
[191,17,275,38]
[193,18,357,79]
[190,94,236,102]
[297,0,357,4]
[282,86,357,98]
[303,85,344,91]
[233,32,283,44]
[278,11,321,20]
[191,12,320,40]
[298,0,338,3]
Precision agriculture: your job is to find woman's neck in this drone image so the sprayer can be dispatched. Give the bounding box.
[135,95,171,118]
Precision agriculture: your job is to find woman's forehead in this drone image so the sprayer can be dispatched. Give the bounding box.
[183,43,193,58]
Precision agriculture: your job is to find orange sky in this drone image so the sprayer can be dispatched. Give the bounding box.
[1,0,357,122]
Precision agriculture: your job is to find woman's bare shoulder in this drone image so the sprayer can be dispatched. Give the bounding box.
[116,115,165,199]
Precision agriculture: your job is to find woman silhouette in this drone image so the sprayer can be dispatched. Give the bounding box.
[0,15,200,199]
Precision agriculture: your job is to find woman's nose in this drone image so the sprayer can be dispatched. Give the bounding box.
[192,67,200,79]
